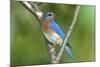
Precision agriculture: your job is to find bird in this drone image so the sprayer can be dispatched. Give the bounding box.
[41,12,75,60]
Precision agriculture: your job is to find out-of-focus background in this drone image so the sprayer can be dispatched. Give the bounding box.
[11,0,95,66]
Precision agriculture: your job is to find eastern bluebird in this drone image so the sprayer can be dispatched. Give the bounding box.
[41,12,75,60]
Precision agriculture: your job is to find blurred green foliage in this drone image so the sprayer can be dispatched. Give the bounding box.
[11,0,95,66]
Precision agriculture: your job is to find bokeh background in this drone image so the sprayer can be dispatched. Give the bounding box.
[11,0,95,66]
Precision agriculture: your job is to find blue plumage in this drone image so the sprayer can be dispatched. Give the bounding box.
[49,20,65,40]
[42,12,75,60]
[49,20,75,60]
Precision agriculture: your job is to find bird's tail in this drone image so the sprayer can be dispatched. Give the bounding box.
[65,45,75,60]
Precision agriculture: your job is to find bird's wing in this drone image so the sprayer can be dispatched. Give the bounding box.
[49,21,72,48]
[49,21,65,40]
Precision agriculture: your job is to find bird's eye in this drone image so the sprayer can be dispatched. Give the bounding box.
[48,14,52,16]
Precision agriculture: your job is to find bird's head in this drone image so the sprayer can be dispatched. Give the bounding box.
[41,12,55,22]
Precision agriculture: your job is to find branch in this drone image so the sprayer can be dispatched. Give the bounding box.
[19,1,43,20]
[45,39,57,63]
[55,5,80,63]
[18,1,57,64]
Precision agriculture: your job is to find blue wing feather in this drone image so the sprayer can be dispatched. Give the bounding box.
[48,20,75,60]
[49,20,65,40]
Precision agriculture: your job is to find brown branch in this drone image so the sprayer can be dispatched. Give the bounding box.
[18,1,57,64]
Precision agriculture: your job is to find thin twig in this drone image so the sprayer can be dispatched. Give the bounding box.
[18,1,57,63]
[55,5,80,63]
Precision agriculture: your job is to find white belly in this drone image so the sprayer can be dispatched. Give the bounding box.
[43,31,63,45]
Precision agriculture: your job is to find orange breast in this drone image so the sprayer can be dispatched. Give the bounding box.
[42,21,55,34]
[42,21,49,29]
